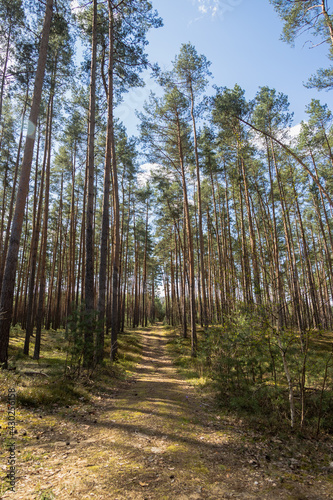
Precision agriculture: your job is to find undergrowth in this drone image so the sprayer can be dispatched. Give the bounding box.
[0,324,144,496]
[166,312,333,436]
[0,324,143,410]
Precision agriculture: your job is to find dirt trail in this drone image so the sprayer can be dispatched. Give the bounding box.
[2,325,333,499]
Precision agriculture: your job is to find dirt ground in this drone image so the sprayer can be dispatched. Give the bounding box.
[1,325,333,499]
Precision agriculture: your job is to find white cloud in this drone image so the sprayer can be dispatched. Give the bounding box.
[71,0,85,14]
[192,0,243,20]
[137,163,160,187]
[250,122,303,152]
[196,0,219,17]
[288,123,302,139]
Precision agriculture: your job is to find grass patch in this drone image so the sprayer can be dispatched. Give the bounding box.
[0,325,143,412]
[116,331,142,368]
[166,328,208,386]
[37,491,56,500]
[17,378,90,408]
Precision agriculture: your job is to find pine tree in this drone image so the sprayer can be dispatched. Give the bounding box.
[270,0,333,89]
[0,0,53,367]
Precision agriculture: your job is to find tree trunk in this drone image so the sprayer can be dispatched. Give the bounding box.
[109,1,120,361]
[34,91,54,360]
[190,83,208,327]
[97,3,114,362]
[24,116,48,354]
[0,87,30,292]
[176,110,197,355]
[84,0,97,367]
[0,0,53,367]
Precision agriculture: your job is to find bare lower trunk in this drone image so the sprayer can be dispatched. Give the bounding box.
[277,335,295,428]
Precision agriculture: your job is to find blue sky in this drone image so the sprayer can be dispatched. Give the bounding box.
[115,0,333,137]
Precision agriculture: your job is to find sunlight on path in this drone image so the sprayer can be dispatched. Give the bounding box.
[90,325,262,499]
[4,325,333,499]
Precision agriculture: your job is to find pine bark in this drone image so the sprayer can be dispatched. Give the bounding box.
[0,0,53,367]
[176,110,197,355]
[84,0,97,367]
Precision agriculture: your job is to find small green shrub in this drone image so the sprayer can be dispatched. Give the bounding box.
[38,490,55,500]
[167,310,333,434]
[65,304,100,377]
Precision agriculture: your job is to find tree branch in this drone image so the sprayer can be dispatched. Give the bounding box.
[238,116,333,207]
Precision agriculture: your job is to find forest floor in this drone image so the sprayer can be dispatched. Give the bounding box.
[1,324,333,499]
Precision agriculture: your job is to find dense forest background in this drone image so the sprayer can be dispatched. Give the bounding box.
[1,0,333,432]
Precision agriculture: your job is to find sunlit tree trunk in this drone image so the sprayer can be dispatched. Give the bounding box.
[24,116,48,355]
[34,91,54,360]
[176,111,197,355]
[0,0,53,367]
[109,2,120,361]
[0,87,30,292]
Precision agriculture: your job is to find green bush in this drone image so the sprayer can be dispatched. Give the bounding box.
[65,304,100,377]
[196,309,333,433]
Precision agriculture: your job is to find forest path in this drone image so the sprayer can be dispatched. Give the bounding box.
[3,325,333,499]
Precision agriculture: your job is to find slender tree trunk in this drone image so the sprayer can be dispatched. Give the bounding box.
[97,5,114,362]
[210,170,224,322]
[180,218,187,338]
[84,0,97,367]
[142,198,149,327]
[0,87,30,292]
[174,226,182,327]
[13,205,29,327]
[0,24,12,124]
[45,196,61,330]
[190,83,207,327]
[24,117,48,354]
[240,156,261,305]
[277,335,295,428]
[0,0,53,367]
[54,176,63,330]
[34,91,54,360]
[133,212,139,328]
[109,2,120,361]
[176,110,197,355]
[67,144,77,318]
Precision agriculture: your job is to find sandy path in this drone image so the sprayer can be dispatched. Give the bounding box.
[2,325,333,499]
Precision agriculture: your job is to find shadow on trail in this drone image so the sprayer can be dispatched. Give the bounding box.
[89,417,238,457]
